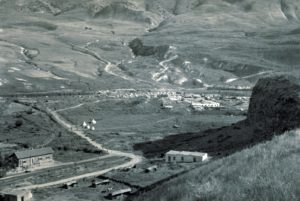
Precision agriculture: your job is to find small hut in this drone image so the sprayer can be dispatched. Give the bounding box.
[91,119,97,125]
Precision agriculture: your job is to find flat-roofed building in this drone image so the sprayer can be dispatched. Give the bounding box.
[11,147,54,169]
[165,150,208,163]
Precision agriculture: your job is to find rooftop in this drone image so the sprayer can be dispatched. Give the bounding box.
[111,188,132,196]
[166,150,207,157]
[14,147,54,159]
[0,190,31,196]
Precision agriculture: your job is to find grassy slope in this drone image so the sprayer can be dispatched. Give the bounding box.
[134,130,300,201]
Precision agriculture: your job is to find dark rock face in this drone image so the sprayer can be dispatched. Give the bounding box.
[247,76,300,137]
[135,76,300,158]
[129,38,169,59]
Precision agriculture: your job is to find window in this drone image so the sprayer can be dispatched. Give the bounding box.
[193,157,196,162]
[173,156,176,161]
[168,156,171,162]
[181,156,184,162]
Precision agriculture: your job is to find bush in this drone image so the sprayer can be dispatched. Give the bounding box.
[15,119,23,127]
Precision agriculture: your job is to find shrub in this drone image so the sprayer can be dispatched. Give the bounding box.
[15,119,23,127]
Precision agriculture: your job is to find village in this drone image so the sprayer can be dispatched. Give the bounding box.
[96,88,249,113]
[0,84,250,201]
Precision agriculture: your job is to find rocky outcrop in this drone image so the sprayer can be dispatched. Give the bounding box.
[135,76,300,158]
[247,76,300,137]
[129,38,169,59]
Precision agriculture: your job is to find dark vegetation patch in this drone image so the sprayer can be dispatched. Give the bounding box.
[129,38,169,59]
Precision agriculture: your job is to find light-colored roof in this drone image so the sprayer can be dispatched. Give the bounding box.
[111,188,131,196]
[166,150,207,157]
[14,147,54,159]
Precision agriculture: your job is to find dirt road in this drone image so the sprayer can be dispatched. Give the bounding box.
[12,107,142,191]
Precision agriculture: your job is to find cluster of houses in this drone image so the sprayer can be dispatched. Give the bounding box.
[82,118,97,131]
[97,89,181,100]
[190,100,221,111]
[96,88,223,112]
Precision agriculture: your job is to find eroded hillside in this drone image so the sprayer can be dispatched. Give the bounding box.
[0,0,299,93]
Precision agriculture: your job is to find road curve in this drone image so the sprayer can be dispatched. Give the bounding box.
[16,107,142,190]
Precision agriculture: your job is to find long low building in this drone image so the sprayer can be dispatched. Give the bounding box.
[165,150,208,163]
[190,101,220,110]
[10,147,54,169]
[107,188,132,199]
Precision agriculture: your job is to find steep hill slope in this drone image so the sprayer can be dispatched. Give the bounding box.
[131,130,300,201]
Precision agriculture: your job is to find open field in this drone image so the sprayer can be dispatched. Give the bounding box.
[54,94,246,152]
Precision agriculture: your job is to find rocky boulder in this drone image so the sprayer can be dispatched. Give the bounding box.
[247,76,300,137]
[129,38,170,59]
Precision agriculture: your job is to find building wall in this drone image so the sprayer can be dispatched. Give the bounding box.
[2,195,19,201]
[18,154,53,168]
[4,195,17,201]
[165,153,207,163]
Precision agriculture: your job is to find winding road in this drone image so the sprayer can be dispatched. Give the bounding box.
[14,107,142,191]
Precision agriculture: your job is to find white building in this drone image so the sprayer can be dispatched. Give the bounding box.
[191,100,220,110]
[165,150,208,163]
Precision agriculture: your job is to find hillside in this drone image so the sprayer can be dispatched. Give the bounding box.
[130,130,300,201]
[134,76,300,157]
[1,0,300,93]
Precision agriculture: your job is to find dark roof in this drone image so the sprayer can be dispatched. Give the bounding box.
[14,147,54,159]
